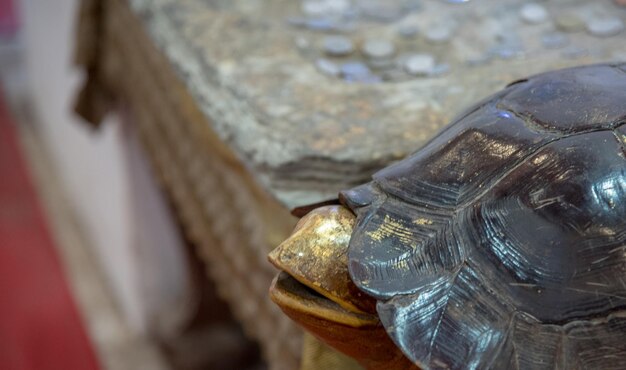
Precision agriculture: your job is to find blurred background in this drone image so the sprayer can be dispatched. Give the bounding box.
[0,0,266,369]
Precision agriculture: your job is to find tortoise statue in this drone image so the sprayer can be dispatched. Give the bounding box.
[269,63,626,370]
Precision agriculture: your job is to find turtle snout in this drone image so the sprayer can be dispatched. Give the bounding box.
[268,205,376,314]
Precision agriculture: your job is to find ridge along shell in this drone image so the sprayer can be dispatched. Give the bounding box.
[340,63,626,370]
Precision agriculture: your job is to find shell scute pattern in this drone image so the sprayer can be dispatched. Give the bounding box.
[498,65,626,134]
[341,64,626,369]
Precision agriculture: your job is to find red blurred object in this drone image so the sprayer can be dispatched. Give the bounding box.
[0,0,18,36]
[0,92,100,369]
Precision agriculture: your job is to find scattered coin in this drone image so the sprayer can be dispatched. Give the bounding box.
[288,17,343,31]
[307,18,342,31]
[429,63,451,76]
[397,24,419,38]
[425,24,453,44]
[520,3,549,24]
[554,14,585,33]
[341,60,382,83]
[541,32,569,49]
[324,0,351,13]
[322,35,355,56]
[362,39,396,60]
[360,3,404,23]
[302,0,351,15]
[340,61,372,78]
[404,54,436,75]
[315,58,341,76]
[586,17,624,37]
[302,1,328,16]
[294,0,623,85]
[345,74,383,83]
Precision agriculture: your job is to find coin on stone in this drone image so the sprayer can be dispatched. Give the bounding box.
[586,17,624,37]
[403,53,436,75]
[325,0,350,13]
[347,74,383,83]
[429,63,450,76]
[288,17,339,31]
[360,3,404,22]
[315,58,341,77]
[341,61,381,83]
[302,1,328,16]
[554,14,585,32]
[520,3,549,24]
[302,0,350,15]
[397,24,419,38]
[340,61,371,77]
[425,24,453,44]
[362,39,396,59]
[322,35,355,56]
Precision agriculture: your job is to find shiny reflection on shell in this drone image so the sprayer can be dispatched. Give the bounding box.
[341,64,626,369]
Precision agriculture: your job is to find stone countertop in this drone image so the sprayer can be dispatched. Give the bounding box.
[128,0,626,208]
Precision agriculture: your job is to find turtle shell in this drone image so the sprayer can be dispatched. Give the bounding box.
[340,64,626,369]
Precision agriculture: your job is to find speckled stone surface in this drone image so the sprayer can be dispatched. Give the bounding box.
[128,0,626,208]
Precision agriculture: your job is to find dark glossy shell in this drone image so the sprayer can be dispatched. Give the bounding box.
[340,64,626,370]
